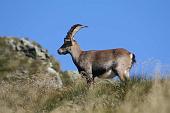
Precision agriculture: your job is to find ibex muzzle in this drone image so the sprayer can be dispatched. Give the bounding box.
[57,38,72,55]
[57,24,136,84]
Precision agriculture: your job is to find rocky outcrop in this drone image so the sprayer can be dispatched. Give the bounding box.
[0,37,62,88]
[6,38,50,60]
[63,71,81,80]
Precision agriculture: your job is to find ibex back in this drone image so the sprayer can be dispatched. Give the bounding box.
[58,24,136,84]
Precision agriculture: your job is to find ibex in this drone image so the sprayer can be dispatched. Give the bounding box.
[58,24,136,84]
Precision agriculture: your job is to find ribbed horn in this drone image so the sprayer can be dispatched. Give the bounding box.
[66,24,87,39]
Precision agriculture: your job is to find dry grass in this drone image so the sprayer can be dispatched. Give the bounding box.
[0,37,170,113]
[0,74,170,113]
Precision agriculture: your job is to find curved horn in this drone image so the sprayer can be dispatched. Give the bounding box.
[66,24,87,39]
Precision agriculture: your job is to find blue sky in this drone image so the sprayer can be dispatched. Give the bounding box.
[0,0,170,72]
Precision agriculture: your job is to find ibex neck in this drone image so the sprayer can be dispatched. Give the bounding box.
[70,46,82,66]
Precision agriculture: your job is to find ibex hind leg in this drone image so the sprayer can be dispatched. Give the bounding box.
[117,69,130,82]
[117,70,126,81]
[124,69,130,81]
[115,65,130,81]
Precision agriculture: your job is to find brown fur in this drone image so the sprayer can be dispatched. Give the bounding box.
[58,24,136,84]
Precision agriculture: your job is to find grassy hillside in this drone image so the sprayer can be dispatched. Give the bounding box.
[0,37,170,113]
[0,75,170,113]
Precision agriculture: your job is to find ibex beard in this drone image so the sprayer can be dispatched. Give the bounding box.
[58,24,136,85]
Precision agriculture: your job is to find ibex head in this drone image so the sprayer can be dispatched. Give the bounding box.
[58,24,87,55]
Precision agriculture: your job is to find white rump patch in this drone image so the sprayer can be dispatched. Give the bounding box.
[130,53,133,59]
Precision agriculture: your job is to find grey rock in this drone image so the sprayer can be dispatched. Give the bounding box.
[65,71,81,80]
[2,37,63,88]
[6,38,49,60]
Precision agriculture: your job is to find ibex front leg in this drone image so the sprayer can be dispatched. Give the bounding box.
[80,71,94,85]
